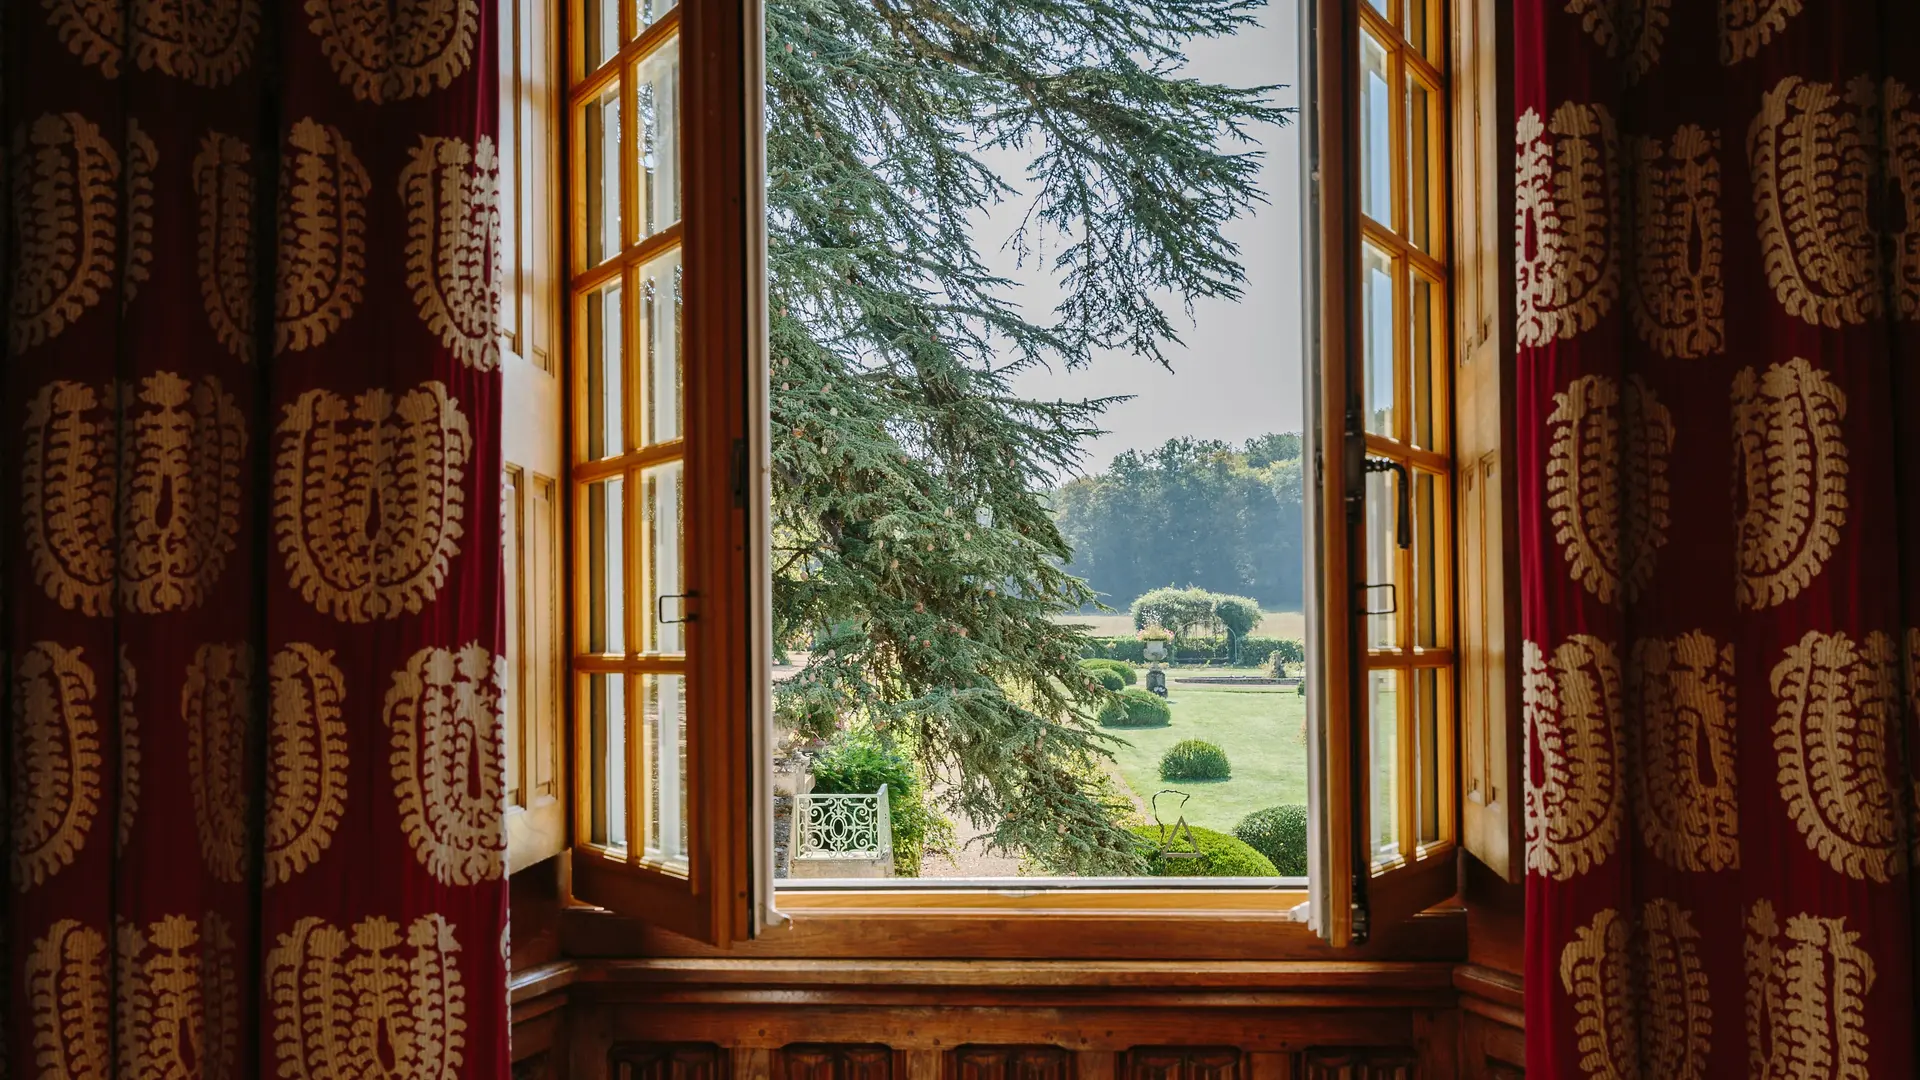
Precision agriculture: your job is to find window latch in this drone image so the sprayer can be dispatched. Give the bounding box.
[658,591,698,625]
[1363,456,1412,550]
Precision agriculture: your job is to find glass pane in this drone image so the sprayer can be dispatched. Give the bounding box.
[1408,76,1433,251]
[635,42,681,237]
[1413,468,1439,648]
[1414,668,1441,846]
[636,0,673,31]
[1411,270,1436,449]
[1360,32,1392,226]
[1366,466,1398,649]
[639,248,684,444]
[587,476,626,654]
[585,85,622,264]
[1363,243,1396,436]
[588,672,628,849]
[586,281,624,457]
[584,0,619,71]
[643,460,685,652]
[1408,0,1430,64]
[644,673,688,867]
[1369,668,1403,864]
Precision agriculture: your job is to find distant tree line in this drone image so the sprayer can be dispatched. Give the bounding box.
[1051,434,1304,612]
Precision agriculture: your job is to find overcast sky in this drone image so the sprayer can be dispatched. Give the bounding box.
[969,1,1304,471]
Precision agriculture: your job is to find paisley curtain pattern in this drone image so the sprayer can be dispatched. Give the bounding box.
[3,0,506,1075]
[1520,2,1920,1075]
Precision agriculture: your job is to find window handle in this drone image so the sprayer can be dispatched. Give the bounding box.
[657,591,697,625]
[1363,457,1411,550]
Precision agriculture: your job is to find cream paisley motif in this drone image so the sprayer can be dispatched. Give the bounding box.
[268,914,468,1080]
[183,644,255,884]
[124,119,157,307]
[9,112,119,353]
[401,134,502,371]
[1750,76,1880,329]
[1516,103,1620,348]
[116,913,239,1080]
[11,642,100,890]
[194,130,256,361]
[27,920,111,1079]
[1770,630,1902,882]
[1544,374,1672,606]
[1747,899,1874,1080]
[21,374,249,616]
[1629,126,1724,358]
[1882,80,1920,320]
[274,381,472,622]
[1732,358,1848,610]
[1629,633,1738,872]
[1559,908,1635,1080]
[1559,901,1714,1080]
[42,0,259,85]
[305,0,478,103]
[265,644,349,885]
[1524,635,1623,880]
[117,649,141,852]
[278,117,368,353]
[1640,899,1713,1080]
[384,644,507,886]
[1563,0,1667,84]
[1719,0,1804,64]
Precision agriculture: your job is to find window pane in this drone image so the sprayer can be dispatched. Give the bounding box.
[1414,667,1441,846]
[639,248,684,444]
[1360,31,1392,226]
[1407,76,1433,251]
[584,0,619,71]
[588,476,626,654]
[1362,243,1395,436]
[588,672,628,849]
[636,42,681,238]
[1410,270,1436,449]
[636,0,674,31]
[1368,668,1402,864]
[643,460,685,652]
[1408,0,1430,66]
[586,85,622,264]
[586,281,624,457]
[1413,468,1439,648]
[1366,466,1398,650]
[644,673,688,867]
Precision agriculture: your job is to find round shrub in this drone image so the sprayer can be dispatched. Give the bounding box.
[1089,667,1125,692]
[1080,657,1138,686]
[1130,825,1278,877]
[1233,805,1308,876]
[1098,687,1171,727]
[1159,739,1231,781]
[810,731,945,875]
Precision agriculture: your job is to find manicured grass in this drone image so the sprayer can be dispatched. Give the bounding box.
[1054,611,1306,640]
[1102,668,1308,835]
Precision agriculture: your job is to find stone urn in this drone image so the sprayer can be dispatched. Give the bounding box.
[1143,640,1168,663]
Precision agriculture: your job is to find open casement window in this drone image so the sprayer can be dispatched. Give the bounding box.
[561,0,760,946]
[1303,0,1460,947]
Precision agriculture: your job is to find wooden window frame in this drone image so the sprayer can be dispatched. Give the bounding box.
[544,0,1496,955]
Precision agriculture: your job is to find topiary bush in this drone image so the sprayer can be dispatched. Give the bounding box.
[1089,667,1125,692]
[1130,824,1278,877]
[1159,739,1231,781]
[809,731,948,875]
[1233,805,1308,876]
[1098,687,1171,727]
[1080,657,1137,686]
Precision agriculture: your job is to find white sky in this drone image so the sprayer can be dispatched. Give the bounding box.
[968,1,1304,469]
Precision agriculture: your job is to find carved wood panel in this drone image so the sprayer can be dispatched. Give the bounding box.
[1297,1049,1418,1080]
[1122,1048,1240,1080]
[778,1045,897,1080]
[951,1046,1072,1080]
[612,1043,727,1080]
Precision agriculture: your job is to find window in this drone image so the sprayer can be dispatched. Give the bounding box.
[521,0,1484,952]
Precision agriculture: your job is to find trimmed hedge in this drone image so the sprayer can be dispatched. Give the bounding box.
[1079,657,1137,687]
[1159,739,1231,781]
[1099,688,1171,727]
[1234,805,1308,876]
[1089,667,1125,692]
[1082,635,1304,669]
[1130,825,1279,877]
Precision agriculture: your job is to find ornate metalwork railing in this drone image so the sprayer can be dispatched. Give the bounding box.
[792,785,893,862]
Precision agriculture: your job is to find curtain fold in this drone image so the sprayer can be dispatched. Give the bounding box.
[4,2,508,1077]
[1518,1,1920,1076]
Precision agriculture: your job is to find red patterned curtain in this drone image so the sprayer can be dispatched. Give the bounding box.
[1519,1,1920,1076]
[3,3,508,1077]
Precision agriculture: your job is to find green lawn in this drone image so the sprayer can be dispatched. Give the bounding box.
[1102,668,1308,835]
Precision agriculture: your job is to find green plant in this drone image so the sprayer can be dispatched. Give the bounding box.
[1159,739,1231,781]
[1089,667,1125,692]
[1129,825,1278,877]
[1080,658,1137,686]
[1098,688,1172,727]
[1211,595,1261,639]
[1131,587,1220,640]
[809,731,949,875]
[1233,805,1308,876]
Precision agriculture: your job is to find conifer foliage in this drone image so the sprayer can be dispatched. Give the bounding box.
[766,0,1288,873]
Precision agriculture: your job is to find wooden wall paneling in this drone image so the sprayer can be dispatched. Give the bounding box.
[1295,1048,1418,1080]
[777,1046,897,1080]
[1457,1013,1523,1080]
[1121,1048,1240,1080]
[951,1046,1073,1080]
[611,1044,729,1080]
